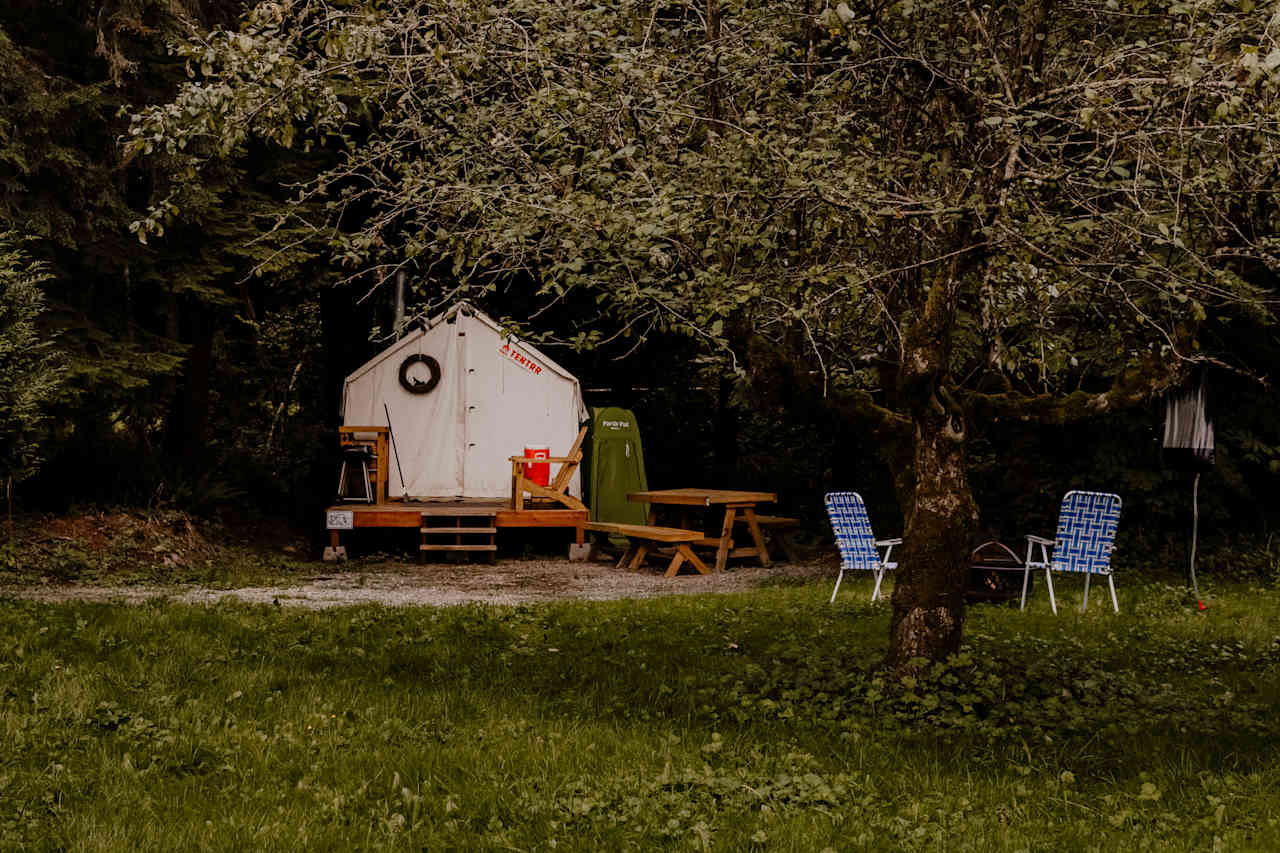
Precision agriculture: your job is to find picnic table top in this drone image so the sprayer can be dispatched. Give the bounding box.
[627,488,778,506]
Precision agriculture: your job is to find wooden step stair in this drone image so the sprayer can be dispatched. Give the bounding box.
[420,512,498,561]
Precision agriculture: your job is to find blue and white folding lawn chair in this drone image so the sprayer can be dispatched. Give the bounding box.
[1022,490,1122,614]
[825,492,901,603]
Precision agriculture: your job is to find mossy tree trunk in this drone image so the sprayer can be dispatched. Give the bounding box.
[885,261,979,672]
[887,408,978,670]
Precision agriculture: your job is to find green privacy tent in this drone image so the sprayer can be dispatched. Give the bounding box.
[583,407,648,525]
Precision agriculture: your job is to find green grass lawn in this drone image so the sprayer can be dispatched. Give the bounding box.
[2,576,1278,851]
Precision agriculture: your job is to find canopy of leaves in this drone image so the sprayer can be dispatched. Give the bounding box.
[131,0,1279,419]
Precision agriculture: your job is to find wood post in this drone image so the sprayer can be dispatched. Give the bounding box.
[741,506,771,568]
[715,507,737,572]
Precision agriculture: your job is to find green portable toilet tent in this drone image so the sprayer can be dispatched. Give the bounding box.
[584,407,648,525]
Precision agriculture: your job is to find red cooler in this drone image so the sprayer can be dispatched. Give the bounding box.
[523,445,550,486]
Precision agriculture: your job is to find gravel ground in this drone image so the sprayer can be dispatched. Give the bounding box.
[4,555,834,609]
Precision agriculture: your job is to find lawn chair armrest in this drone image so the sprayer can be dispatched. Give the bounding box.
[1024,534,1053,569]
[875,538,902,566]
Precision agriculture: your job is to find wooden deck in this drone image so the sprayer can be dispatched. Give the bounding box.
[324,499,587,559]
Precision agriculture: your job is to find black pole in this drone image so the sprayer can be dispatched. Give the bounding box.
[383,402,408,499]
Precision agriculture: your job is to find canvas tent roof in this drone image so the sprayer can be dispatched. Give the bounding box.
[341,303,587,500]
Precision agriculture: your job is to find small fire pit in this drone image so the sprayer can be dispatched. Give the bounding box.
[967,541,1029,605]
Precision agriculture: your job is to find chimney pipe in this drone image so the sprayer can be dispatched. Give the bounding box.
[393,270,406,338]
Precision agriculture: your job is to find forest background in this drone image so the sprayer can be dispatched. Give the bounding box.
[2,0,1278,647]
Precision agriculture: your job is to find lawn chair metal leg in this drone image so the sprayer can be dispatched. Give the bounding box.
[871,568,885,602]
[830,568,845,604]
[1082,573,1091,612]
[1045,566,1058,615]
[1108,574,1118,613]
[1021,539,1036,611]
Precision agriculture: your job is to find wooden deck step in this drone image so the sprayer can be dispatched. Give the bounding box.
[419,511,498,562]
[420,526,497,534]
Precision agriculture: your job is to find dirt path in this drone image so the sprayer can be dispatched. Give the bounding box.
[4,557,834,609]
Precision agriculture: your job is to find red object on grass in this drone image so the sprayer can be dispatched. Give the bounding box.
[1197,600,1207,612]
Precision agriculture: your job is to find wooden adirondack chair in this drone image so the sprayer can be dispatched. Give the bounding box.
[509,426,588,512]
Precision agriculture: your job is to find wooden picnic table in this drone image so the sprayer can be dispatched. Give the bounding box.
[628,488,778,573]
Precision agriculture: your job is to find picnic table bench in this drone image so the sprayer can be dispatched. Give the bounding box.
[734,514,801,562]
[628,488,778,572]
[583,521,711,577]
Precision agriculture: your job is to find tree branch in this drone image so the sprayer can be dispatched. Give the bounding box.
[968,354,1180,424]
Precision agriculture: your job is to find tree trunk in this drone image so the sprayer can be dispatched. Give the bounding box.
[886,415,977,671]
[886,257,978,672]
[163,301,215,467]
[713,374,738,483]
[181,315,215,463]
[705,0,721,130]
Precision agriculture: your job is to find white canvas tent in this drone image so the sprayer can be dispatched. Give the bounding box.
[340,303,588,500]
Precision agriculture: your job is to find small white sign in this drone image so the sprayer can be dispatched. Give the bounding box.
[326,510,354,530]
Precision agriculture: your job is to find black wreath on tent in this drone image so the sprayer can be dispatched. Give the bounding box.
[398,354,441,394]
